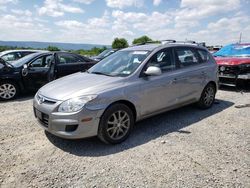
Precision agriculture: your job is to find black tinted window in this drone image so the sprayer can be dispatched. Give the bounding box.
[30,55,52,68]
[21,52,34,57]
[147,48,175,72]
[58,54,83,64]
[175,48,199,67]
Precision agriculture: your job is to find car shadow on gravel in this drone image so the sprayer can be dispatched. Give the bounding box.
[46,99,234,157]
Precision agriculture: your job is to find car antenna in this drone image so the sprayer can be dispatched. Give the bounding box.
[239,32,242,44]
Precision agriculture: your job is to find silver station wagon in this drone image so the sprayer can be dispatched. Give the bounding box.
[33,41,218,144]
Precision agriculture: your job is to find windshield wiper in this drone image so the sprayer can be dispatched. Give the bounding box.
[90,71,114,77]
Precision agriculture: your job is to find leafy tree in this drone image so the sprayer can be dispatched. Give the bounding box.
[47,46,60,51]
[132,35,153,45]
[112,38,129,49]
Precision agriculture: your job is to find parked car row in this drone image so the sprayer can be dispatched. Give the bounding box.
[1,41,249,144]
[0,51,96,100]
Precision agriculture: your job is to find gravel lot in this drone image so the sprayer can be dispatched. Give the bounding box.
[0,87,250,187]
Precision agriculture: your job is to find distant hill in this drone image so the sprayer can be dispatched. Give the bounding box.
[0,41,110,50]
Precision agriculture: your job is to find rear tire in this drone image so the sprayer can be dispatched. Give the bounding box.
[98,103,134,144]
[197,83,216,109]
[0,81,19,100]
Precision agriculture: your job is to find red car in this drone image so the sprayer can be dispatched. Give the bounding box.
[214,43,250,86]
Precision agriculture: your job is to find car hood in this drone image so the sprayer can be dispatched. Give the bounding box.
[215,57,250,65]
[39,72,125,100]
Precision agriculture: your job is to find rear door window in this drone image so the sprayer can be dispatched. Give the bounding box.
[146,48,175,72]
[175,48,200,67]
[57,53,84,64]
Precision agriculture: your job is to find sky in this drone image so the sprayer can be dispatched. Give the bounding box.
[0,0,250,46]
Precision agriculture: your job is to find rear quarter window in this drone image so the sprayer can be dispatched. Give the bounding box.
[175,47,200,67]
[197,49,210,63]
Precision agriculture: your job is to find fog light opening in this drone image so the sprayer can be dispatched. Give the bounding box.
[65,124,78,132]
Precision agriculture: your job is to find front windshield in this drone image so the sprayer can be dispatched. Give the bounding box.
[89,50,150,77]
[214,44,250,57]
[11,53,41,67]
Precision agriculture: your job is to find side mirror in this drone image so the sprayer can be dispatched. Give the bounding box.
[144,66,162,76]
[22,64,28,76]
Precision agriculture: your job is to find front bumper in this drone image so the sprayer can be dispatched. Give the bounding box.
[218,65,250,85]
[219,73,250,80]
[219,74,250,86]
[33,97,105,139]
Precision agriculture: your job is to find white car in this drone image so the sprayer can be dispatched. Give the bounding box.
[0,50,47,62]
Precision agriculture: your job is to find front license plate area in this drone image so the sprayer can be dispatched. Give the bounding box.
[35,109,42,119]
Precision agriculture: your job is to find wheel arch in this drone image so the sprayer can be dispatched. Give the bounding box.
[206,81,217,93]
[105,100,137,122]
[0,78,24,92]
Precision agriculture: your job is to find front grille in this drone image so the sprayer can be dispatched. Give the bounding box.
[219,65,240,75]
[43,99,56,105]
[36,94,57,105]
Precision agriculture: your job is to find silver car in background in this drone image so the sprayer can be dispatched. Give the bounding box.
[33,42,218,144]
[0,50,47,62]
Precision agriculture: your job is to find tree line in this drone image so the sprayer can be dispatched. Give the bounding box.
[0,35,155,56]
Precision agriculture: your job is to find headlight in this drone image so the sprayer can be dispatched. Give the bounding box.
[58,95,97,113]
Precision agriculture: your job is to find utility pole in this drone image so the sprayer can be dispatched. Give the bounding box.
[239,32,242,44]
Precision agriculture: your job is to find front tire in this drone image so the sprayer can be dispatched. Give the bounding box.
[98,103,134,144]
[197,83,216,109]
[0,81,19,100]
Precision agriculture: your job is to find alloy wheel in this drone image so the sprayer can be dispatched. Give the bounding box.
[203,86,215,106]
[106,110,130,140]
[0,83,16,99]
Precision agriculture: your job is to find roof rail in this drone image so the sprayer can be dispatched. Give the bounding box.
[132,39,206,47]
[161,40,196,44]
[160,39,176,44]
[162,40,206,46]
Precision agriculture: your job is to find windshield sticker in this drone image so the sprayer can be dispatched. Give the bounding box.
[133,58,142,64]
[132,51,148,55]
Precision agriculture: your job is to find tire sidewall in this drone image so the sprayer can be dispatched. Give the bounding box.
[98,103,134,144]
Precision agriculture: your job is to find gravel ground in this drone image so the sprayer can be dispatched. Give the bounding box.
[0,87,250,188]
